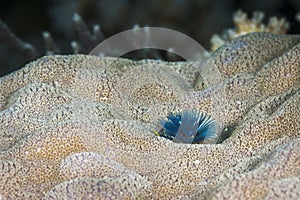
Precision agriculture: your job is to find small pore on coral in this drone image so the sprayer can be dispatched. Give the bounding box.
[217,125,237,144]
[157,110,217,144]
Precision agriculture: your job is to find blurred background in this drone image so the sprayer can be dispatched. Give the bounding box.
[0,0,299,77]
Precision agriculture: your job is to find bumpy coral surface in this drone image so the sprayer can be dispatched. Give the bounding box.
[0,32,300,199]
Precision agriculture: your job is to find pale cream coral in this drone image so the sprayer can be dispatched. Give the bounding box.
[0,32,300,199]
[211,10,291,51]
[200,138,300,199]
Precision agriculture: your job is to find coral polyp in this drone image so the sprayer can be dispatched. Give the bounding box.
[158,110,217,144]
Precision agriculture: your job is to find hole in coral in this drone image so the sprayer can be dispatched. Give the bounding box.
[121,48,185,62]
[217,125,236,144]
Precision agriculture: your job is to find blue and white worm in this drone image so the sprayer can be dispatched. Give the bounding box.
[157,110,217,144]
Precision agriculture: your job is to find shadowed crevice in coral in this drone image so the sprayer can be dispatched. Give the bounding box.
[217,125,237,144]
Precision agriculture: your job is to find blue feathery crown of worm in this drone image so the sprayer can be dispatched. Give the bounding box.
[158,110,217,144]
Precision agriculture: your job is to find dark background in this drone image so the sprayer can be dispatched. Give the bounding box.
[0,0,299,77]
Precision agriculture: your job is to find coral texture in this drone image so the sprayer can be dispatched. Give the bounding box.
[210,10,290,51]
[0,32,300,199]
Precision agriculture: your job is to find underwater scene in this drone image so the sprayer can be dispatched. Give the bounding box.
[0,0,300,199]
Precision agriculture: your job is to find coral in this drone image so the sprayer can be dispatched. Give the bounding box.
[0,12,104,57]
[0,20,38,59]
[0,32,300,199]
[210,10,290,51]
[2,3,299,76]
[199,138,300,199]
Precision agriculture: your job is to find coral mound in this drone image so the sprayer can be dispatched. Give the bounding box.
[0,32,300,199]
